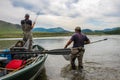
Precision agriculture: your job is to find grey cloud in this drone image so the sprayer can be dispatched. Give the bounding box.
[98,0,120,17]
[65,0,79,8]
[105,4,120,17]
[69,14,78,18]
[104,13,120,17]
[86,18,107,26]
[11,0,49,15]
[11,0,81,17]
[12,0,34,10]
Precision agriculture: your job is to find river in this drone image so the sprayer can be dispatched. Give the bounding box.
[34,35,120,80]
[0,35,120,80]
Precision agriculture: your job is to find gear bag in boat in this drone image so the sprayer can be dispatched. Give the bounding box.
[5,59,26,69]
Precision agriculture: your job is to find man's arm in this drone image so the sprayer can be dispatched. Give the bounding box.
[29,20,35,29]
[64,39,72,48]
[21,20,24,25]
[84,35,90,44]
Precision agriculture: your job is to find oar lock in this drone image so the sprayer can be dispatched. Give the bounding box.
[42,50,49,53]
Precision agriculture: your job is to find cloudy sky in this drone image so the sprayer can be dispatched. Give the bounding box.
[0,0,120,31]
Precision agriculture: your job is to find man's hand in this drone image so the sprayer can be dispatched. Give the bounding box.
[32,22,36,28]
[64,45,67,49]
[84,40,90,44]
[33,22,36,25]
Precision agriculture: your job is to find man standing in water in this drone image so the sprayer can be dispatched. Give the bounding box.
[21,14,35,50]
[64,26,90,72]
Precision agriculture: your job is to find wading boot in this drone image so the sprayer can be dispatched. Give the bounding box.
[71,65,76,70]
[78,66,83,73]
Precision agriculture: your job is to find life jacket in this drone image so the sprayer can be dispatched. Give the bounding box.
[5,59,26,69]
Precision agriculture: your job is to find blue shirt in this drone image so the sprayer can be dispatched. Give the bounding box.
[70,33,89,48]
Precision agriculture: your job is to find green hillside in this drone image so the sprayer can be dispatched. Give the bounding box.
[0,20,119,38]
[104,27,120,34]
[0,20,23,38]
[0,20,22,34]
[0,20,72,38]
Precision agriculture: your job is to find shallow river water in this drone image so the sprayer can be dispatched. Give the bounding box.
[33,35,120,80]
[0,35,120,80]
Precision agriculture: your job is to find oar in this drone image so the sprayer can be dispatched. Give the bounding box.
[46,38,107,55]
[63,38,108,60]
[0,48,71,55]
[89,38,107,44]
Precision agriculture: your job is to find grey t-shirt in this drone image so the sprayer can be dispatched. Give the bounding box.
[70,33,89,48]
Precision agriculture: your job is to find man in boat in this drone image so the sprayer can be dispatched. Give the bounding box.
[64,26,90,72]
[21,14,35,51]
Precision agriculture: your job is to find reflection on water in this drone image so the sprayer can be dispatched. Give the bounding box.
[0,35,120,80]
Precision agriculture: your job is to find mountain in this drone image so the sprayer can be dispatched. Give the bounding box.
[103,27,120,34]
[82,27,120,34]
[103,27,120,32]
[0,20,21,33]
[32,27,69,33]
[82,29,93,33]
[0,20,120,34]
[0,20,69,33]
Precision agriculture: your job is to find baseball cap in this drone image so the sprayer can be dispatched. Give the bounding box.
[25,14,30,17]
[75,26,81,31]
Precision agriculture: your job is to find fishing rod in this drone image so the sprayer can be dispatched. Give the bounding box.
[34,12,40,23]
[32,12,40,28]
[0,38,107,55]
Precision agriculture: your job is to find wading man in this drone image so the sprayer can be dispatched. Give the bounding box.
[21,14,35,50]
[64,26,90,72]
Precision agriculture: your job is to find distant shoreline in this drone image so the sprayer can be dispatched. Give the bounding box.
[0,32,73,38]
[0,32,119,38]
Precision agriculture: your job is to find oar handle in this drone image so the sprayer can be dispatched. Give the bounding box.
[88,38,107,45]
